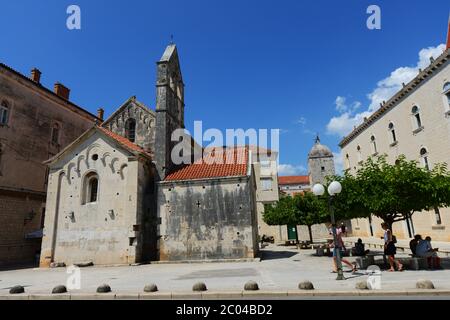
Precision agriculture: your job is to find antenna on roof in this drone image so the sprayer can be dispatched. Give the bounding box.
[170,34,174,45]
[315,134,320,144]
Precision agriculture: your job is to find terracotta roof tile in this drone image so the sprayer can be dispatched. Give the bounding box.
[97,126,152,159]
[165,146,249,181]
[278,175,310,185]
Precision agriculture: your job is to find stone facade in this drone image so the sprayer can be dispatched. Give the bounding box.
[308,136,335,186]
[39,44,260,265]
[157,175,258,261]
[39,128,155,267]
[340,48,450,242]
[0,63,98,266]
[102,96,156,153]
[251,148,281,242]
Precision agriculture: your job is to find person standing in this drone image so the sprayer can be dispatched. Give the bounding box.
[381,222,403,272]
[331,224,357,273]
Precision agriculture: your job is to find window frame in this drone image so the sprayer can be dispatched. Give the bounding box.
[420,147,430,170]
[370,135,378,155]
[0,100,10,126]
[260,178,273,191]
[411,105,423,132]
[125,118,137,143]
[388,122,397,145]
[51,123,60,144]
[82,171,100,205]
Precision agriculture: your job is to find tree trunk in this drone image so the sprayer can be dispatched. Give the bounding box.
[307,225,313,243]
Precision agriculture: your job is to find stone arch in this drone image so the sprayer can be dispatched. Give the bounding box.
[119,163,128,180]
[76,155,87,176]
[65,162,76,184]
[110,157,120,173]
[51,170,67,262]
[101,152,112,167]
[86,143,101,164]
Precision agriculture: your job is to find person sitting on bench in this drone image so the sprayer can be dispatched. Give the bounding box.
[416,236,441,269]
[353,238,370,256]
[409,234,422,256]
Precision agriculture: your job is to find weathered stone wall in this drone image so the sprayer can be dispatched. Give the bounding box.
[0,65,96,265]
[154,45,185,180]
[103,98,156,152]
[157,176,259,261]
[308,156,335,186]
[0,192,43,266]
[40,133,153,266]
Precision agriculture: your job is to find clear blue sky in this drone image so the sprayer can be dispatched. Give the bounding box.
[1,0,448,174]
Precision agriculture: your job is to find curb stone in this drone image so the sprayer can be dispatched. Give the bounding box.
[139,292,172,300]
[1,290,450,300]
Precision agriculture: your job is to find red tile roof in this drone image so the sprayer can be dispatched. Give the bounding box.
[165,146,249,181]
[278,175,310,185]
[97,126,152,159]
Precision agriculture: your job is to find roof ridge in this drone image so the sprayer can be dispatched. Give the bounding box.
[0,62,99,121]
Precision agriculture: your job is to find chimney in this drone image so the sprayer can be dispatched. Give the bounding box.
[54,82,70,100]
[447,14,450,50]
[31,68,41,84]
[97,108,104,122]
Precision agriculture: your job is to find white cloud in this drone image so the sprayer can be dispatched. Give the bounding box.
[335,96,347,113]
[296,117,307,125]
[327,44,446,138]
[334,96,362,113]
[327,110,372,137]
[278,163,307,175]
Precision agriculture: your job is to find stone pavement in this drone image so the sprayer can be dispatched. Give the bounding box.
[1,244,450,298]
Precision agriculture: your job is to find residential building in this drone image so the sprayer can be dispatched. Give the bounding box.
[0,63,99,266]
[339,32,450,241]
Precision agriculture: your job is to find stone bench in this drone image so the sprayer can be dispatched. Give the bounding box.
[399,256,428,270]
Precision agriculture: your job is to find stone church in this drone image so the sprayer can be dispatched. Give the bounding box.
[39,44,259,267]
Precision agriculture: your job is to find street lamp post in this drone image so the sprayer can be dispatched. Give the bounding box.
[312,181,345,281]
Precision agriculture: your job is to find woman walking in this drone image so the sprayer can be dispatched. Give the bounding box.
[381,222,403,272]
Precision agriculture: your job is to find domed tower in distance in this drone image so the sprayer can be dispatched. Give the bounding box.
[308,135,335,186]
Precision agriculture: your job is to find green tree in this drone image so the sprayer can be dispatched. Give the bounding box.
[354,155,450,232]
[263,195,297,226]
[264,192,328,243]
[293,192,328,242]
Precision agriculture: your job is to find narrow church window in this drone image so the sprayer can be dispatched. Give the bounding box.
[370,135,377,154]
[0,143,3,175]
[443,82,450,109]
[345,154,350,169]
[89,178,98,203]
[412,106,422,129]
[388,122,397,143]
[420,147,429,170]
[125,118,136,142]
[357,145,362,163]
[0,101,9,125]
[83,172,99,204]
[321,166,325,172]
[51,123,60,144]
